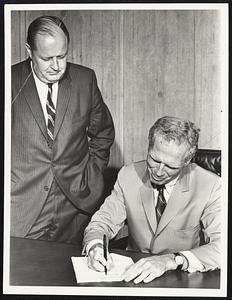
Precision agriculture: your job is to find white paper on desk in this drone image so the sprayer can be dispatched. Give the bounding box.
[71,254,134,283]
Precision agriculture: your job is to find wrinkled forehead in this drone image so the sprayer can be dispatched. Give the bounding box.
[150,133,189,149]
[150,135,190,161]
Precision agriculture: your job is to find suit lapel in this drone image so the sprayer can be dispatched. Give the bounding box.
[21,60,49,141]
[138,163,192,237]
[140,169,158,235]
[53,70,72,140]
[155,167,190,236]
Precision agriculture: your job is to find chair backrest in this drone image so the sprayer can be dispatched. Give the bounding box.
[192,149,221,176]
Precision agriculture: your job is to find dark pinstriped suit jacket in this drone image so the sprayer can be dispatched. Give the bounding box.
[11,59,115,237]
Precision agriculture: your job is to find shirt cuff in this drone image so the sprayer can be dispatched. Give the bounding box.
[181,250,204,273]
[85,239,103,255]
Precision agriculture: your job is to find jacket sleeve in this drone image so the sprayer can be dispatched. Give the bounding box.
[87,71,115,172]
[190,178,221,271]
[83,166,127,248]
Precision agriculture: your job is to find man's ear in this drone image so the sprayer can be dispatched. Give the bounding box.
[184,155,193,166]
[185,159,191,166]
[25,43,32,58]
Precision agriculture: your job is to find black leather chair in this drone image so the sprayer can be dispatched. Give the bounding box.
[192,149,221,176]
[107,148,221,250]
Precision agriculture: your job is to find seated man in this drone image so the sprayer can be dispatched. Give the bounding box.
[83,116,221,284]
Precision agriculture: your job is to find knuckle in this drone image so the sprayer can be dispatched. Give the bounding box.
[145,261,152,268]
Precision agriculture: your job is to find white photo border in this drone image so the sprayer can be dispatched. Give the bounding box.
[4,3,228,297]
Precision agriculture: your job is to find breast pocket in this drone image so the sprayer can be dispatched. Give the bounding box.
[165,224,202,251]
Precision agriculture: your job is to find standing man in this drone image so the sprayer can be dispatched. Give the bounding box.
[83,116,221,283]
[11,16,115,244]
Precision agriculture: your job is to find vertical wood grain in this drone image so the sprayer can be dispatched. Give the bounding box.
[65,10,122,167]
[10,10,222,168]
[194,11,221,149]
[11,11,27,64]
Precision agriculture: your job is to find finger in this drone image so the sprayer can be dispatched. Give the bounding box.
[95,252,106,265]
[88,249,106,271]
[123,265,144,282]
[88,253,106,271]
[133,270,150,284]
[87,255,98,271]
[92,260,106,272]
[92,247,107,264]
[143,273,157,283]
[122,262,137,275]
[106,254,114,271]
[88,259,106,272]
[122,258,146,275]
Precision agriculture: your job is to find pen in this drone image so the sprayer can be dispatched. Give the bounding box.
[103,234,107,275]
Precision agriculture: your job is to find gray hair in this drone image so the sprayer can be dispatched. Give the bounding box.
[27,15,69,50]
[148,116,200,162]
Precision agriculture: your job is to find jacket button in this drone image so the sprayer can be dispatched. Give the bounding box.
[44,185,49,191]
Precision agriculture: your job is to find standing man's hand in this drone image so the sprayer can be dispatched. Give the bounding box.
[87,243,114,272]
[122,254,177,284]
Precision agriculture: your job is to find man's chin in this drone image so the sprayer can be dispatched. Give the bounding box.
[151,177,168,186]
[46,72,64,82]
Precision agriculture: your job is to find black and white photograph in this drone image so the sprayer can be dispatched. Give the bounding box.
[3,3,228,297]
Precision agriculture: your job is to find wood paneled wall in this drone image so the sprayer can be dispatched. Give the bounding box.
[11,10,222,168]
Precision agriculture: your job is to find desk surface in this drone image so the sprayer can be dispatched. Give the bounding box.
[10,237,220,288]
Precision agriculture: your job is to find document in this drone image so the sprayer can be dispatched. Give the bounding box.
[71,253,134,283]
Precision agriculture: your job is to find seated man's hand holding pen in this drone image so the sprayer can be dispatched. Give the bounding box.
[87,236,114,273]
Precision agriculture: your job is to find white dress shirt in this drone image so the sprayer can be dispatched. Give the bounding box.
[31,63,58,125]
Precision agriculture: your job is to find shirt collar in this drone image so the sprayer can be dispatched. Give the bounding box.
[165,176,179,188]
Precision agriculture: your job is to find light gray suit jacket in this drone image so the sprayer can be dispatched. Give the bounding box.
[84,160,221,271]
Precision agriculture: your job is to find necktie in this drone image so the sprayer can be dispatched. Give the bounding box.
[46,83,56,141]
[155,185,166,224]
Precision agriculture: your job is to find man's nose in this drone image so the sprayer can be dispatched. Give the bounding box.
[156,162,165,176]
[51,58,59,70]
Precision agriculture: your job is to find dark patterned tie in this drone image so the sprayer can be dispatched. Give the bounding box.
[155,185,166,224]
[46,83,55,141]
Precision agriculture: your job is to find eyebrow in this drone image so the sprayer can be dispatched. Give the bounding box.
[148,153,182,169]
[39,51,68,60]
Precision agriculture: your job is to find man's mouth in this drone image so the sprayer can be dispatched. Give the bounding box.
[47,70,61,75]
[48,72,60,75]
[150,174,166,182]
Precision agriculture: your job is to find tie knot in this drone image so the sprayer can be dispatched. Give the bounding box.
[152,184,165,191]
[48,83,53,91]
[151,182,165,191]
